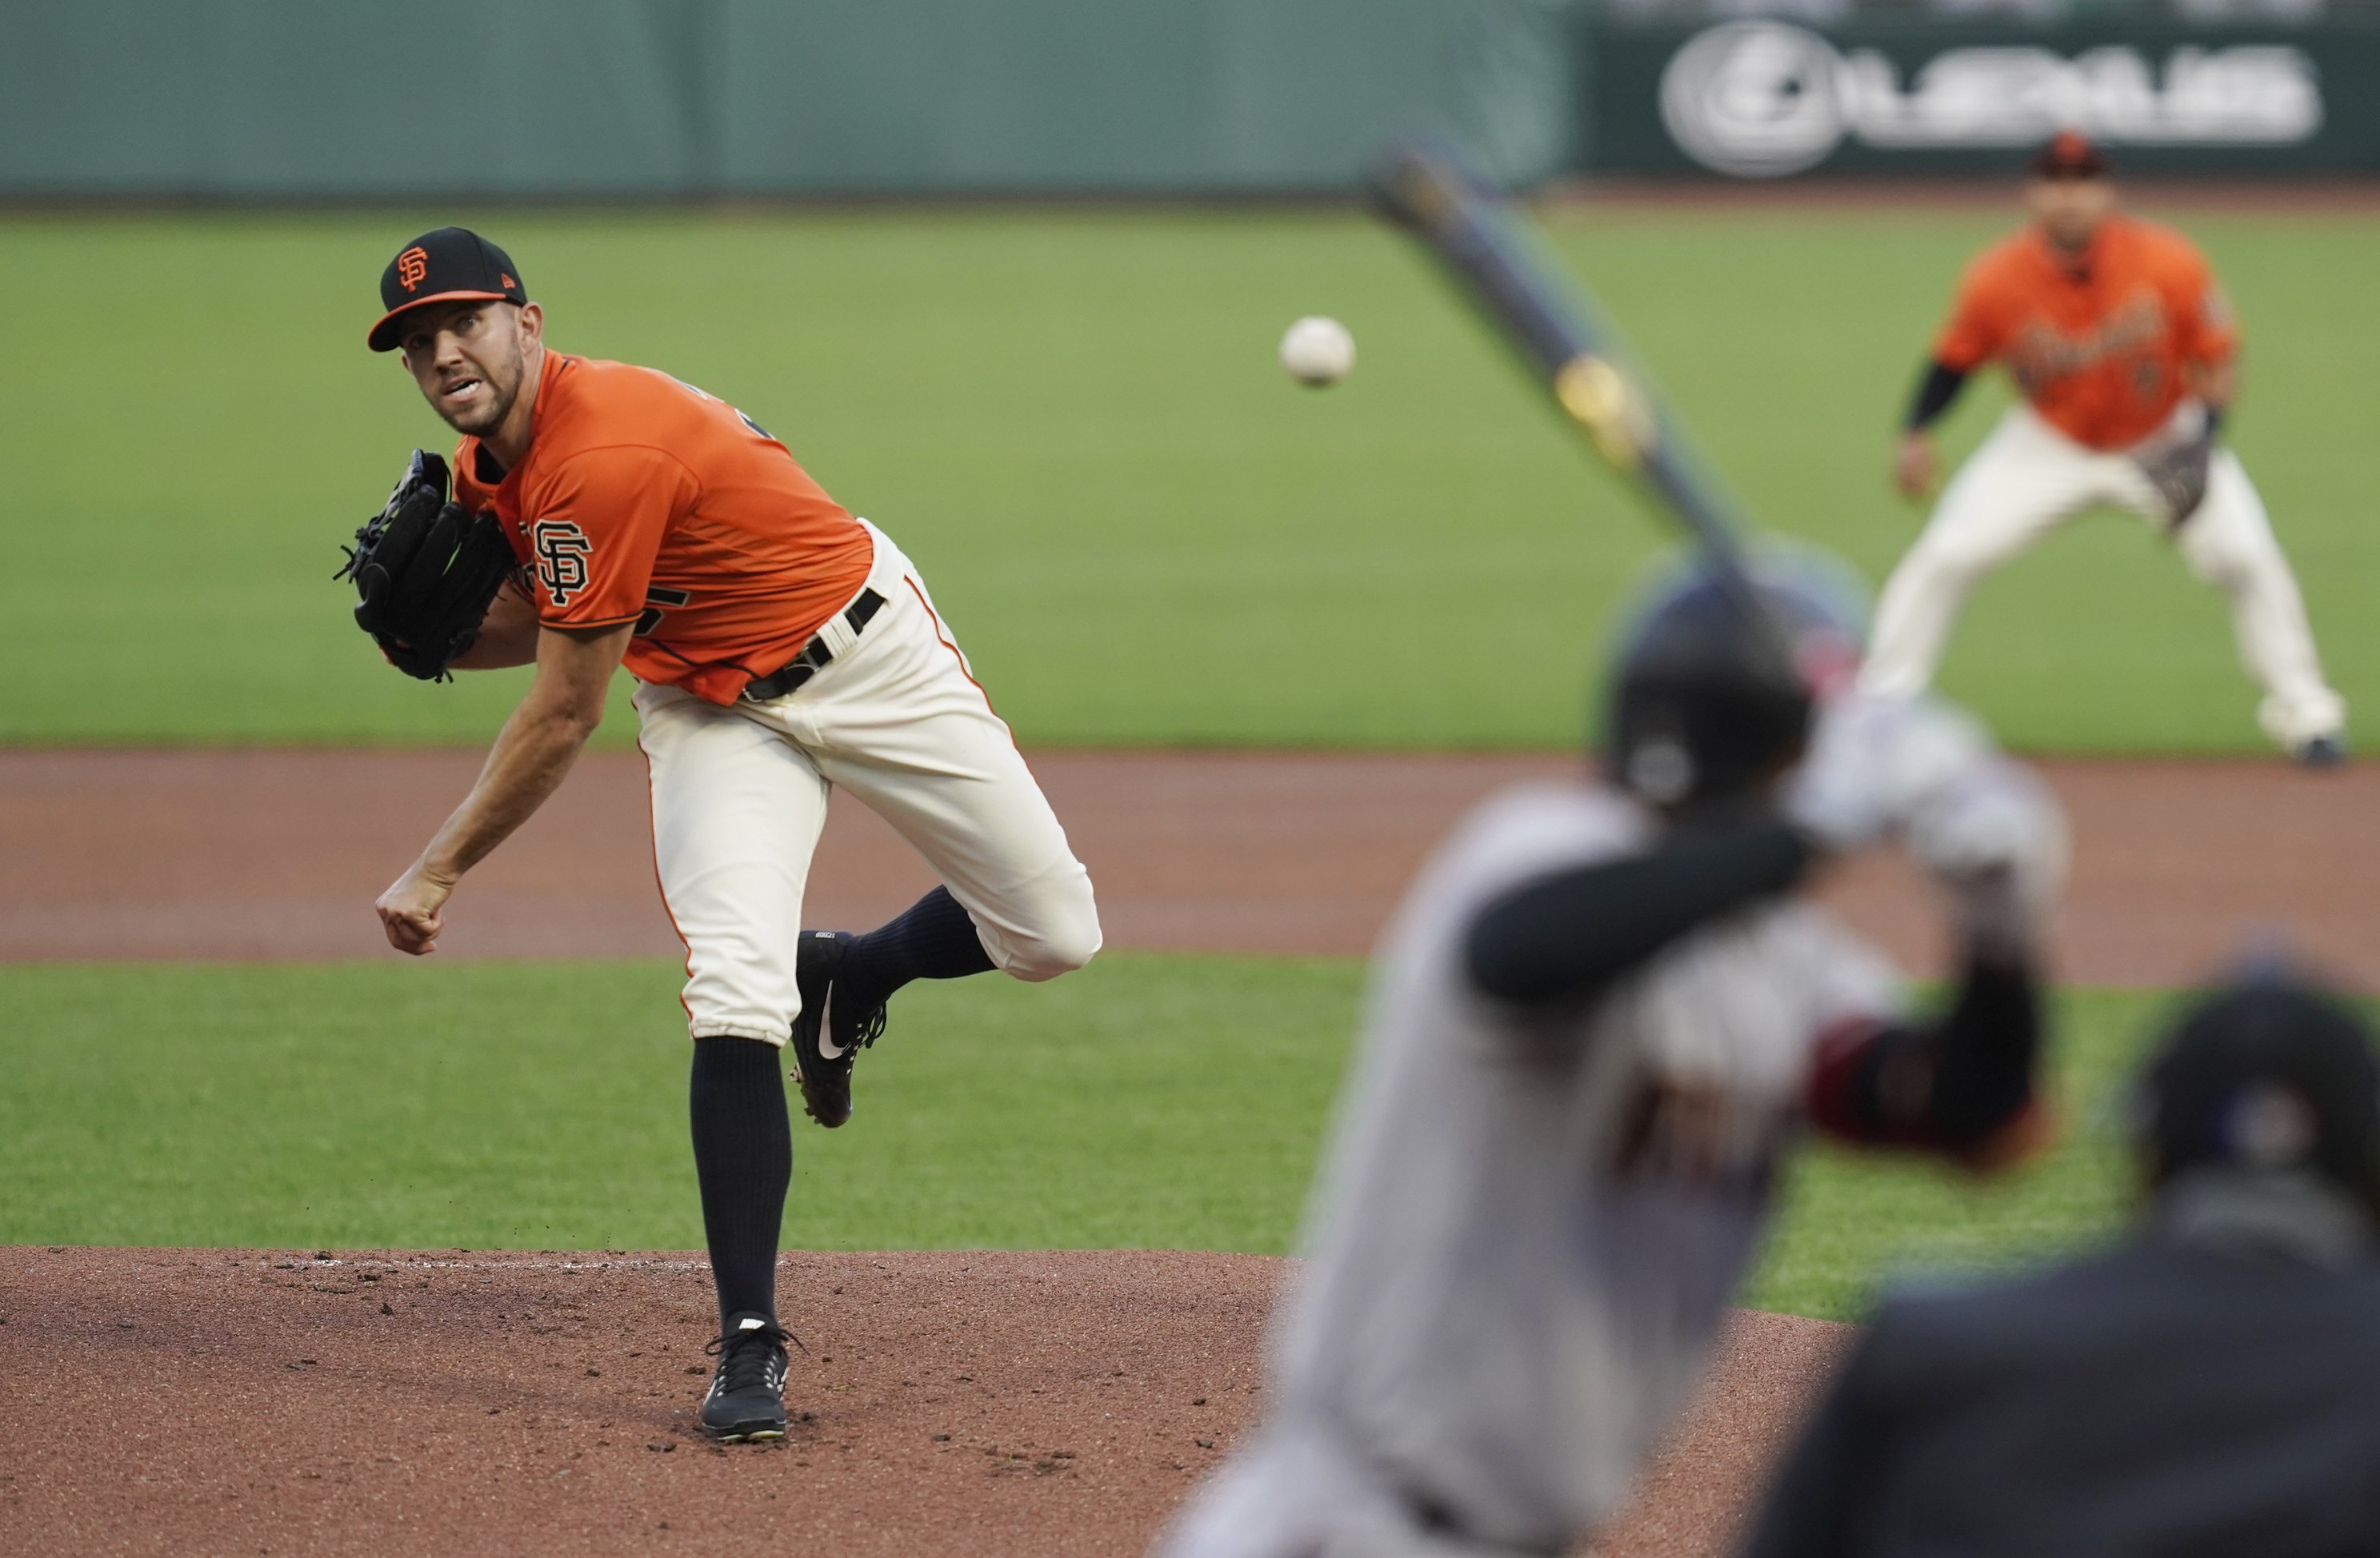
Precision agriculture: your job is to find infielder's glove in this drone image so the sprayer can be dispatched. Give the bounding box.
[2130,406,2216,525]
[335,450,518,681]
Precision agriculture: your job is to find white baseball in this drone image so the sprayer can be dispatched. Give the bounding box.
[1279,316,1356,387]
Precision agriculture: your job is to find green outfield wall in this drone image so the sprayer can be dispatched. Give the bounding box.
[0,0,1577,198]
[9,2,2379,197]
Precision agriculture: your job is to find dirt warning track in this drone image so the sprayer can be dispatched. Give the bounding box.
[3,749,2374,985]
[0,1246,1845,1558]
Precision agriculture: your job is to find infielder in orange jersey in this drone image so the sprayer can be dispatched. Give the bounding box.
[361,228,1102,1441]
[1863,132,2346,765]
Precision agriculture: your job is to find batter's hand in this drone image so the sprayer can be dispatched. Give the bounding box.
[1892,431,1936,501]
[1953,1095,2059,1176]
[376,861,458,955]
[1906,762,2067,919]
[1786,691,1990,855]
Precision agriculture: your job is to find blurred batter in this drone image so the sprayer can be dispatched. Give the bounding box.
[1865,132,2346,765]
[1158,557,2062,1558]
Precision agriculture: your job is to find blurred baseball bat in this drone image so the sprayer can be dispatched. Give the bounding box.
[1366,138,1761,596]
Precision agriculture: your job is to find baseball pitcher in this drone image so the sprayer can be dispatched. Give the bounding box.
[346,228,1102,1440]
[1864,132,2345,765]
[1158,557,2062,1558]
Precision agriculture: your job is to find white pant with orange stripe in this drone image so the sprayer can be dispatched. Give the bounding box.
[633,521,1101,1043]
[1860,404,2345,752]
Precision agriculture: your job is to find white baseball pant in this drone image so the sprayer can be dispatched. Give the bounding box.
[1860,404,2345,750]
[634,522,1101,1043]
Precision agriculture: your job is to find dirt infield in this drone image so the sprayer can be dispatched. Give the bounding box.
[0,1246,1845,1558]
[5,749,2375,985]
[4,747,2363,1555]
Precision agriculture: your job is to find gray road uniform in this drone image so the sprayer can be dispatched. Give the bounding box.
[1160,693,2058,1558]
[1163,785,1898,1556]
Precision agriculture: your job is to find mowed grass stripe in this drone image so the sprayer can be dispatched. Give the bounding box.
[2,207,2375,751]
[0,955,2230,1320]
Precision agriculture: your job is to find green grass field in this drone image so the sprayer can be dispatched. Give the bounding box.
[2,205,2356,1323]
[4,205,2376,753]
[0,954,2197,1321]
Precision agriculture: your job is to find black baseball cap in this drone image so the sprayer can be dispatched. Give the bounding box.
[2134,969,2380,1212]
[367,226,529,353]
[2030,130,2113,182]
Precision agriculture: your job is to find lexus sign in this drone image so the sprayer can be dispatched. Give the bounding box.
[1658,22,2323,178]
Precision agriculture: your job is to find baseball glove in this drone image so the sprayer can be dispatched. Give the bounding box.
[2130,411,2216,525]
[335,450,518,681]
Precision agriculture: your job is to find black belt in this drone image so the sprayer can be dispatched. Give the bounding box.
[1403,1490,1565,1557]
[738,588,886,702]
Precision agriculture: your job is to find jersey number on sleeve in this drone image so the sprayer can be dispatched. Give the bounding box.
[635,585,692,637]
[662,373,774,442]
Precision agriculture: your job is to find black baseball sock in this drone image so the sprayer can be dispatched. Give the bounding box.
[835,885,996,1016]
[688,1036,792,1330]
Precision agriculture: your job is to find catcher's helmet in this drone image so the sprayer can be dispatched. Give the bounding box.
[2134,968,2380,1220]
[1603,549,1865,809]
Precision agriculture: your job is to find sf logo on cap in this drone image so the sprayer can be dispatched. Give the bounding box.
[396,246,430,293]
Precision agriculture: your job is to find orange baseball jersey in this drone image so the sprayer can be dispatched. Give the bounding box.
[453,352,875,705]
[1933,214,2237,452]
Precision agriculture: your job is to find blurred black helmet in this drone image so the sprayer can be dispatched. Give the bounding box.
[1603,549,1866,809]
[2135,969,2380,1217]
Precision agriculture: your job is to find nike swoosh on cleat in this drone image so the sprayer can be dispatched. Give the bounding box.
[817,984,845,1061]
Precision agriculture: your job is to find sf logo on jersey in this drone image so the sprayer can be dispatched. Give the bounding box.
[532,521,593,608]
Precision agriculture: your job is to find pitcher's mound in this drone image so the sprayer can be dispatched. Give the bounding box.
[0,1247,1845,1556]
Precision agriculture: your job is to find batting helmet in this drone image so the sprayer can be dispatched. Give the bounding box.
[2133,968,2380,1220]
[1603,549,1866,809]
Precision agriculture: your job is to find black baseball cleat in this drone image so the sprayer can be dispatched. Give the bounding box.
[787,930,889,1129]
[700,1312,791,1442]
[2294,734,2348,769]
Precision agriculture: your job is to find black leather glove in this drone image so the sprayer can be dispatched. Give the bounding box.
[335,450,518,681]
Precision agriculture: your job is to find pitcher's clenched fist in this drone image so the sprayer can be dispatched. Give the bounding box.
[374,861,455,955]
